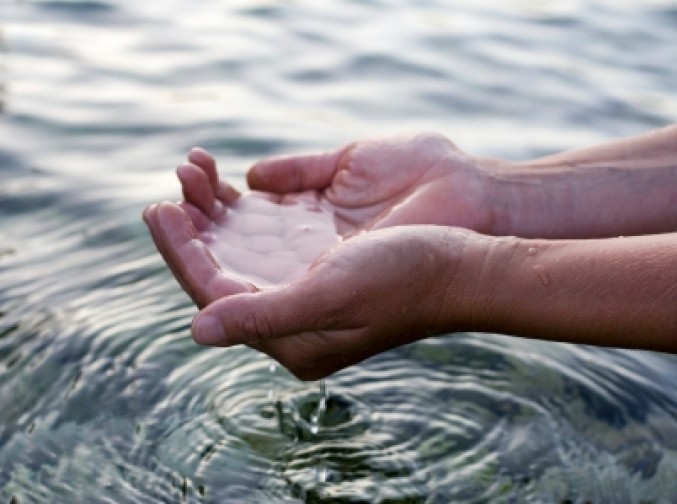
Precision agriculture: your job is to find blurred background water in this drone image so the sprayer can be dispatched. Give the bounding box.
[1,0,677,502]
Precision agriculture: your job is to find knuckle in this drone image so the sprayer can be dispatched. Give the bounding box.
[240,311,274,343]
[416,130,445,143]
[336,142,358,172]
[413,131,455,151]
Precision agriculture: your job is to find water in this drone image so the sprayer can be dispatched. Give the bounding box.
[202,191,340,287]
[1,0,677,502]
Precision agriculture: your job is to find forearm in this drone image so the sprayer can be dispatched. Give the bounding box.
[484,124,677,238]
[446,231,677,352]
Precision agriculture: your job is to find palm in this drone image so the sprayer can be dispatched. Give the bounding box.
[199,191,339,286]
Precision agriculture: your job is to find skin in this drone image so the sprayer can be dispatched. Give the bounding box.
[144,127,677,380]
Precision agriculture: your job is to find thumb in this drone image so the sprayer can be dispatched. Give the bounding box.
[191,285,320,347]
[246,144,353,193]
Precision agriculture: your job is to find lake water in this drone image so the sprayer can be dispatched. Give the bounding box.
[1,1,677,502]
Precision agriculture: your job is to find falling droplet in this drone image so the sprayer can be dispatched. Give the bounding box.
[267,360,278,401]
[316,463,328,483]
[310,379,328,435]
[533,265,551,286]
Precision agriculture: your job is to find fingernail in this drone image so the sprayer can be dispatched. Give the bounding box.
[193,314,225,346]
[141,205,154,223]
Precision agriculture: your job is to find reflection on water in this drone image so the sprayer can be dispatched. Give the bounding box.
[0,27,5,114]
[1,0,677,502]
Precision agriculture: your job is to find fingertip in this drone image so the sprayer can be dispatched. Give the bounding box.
[188,147,218,188]
[142,204,155,224]
[175,162,191,181]
[155,199,181,214]
[245,166,258,188]
[245,160,269,190]
[246,156,302,193]
[176,162,216,215]
[187,146,210,163]
[155,201,196,237]
[192,313,228,346]
[247,147,347,192]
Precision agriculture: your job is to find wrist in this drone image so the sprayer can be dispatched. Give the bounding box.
[469,155,530,237]
[475,155,580,238]
[426,228,514,334]
[432,230,557,336]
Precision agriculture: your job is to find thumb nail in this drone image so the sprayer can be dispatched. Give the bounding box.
[193,314,226,346]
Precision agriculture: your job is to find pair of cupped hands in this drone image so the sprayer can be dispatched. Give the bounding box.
[144,133,494,380]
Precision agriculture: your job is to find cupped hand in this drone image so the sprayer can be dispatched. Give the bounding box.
[192,224,473,381]
[247,132,498,236]
[144,148,341,305]
[143,137,482,379]
[146,186,471,380]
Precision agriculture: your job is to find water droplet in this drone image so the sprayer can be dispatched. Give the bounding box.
[309,380,328,435]
[533,265,551,286]
[267,360,278,401]
[316,463,328,483]
[527,247,537,256]
[199,231,217,244]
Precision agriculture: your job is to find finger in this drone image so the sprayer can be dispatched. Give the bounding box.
[215,180,241,205]
[143,203,195,299]
[178,201,212,232]
[187,147,241,205]
[154,202,254,307]
[191,281,326,347]
[177,163,216,215]
[187,147,218,189]
[246,144,353,193]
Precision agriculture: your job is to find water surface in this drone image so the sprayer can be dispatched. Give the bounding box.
[1,1,676,502]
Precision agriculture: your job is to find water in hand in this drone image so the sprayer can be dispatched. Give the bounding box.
[200,191,340,287]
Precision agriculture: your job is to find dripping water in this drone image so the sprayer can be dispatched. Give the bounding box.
[310,379,328,436]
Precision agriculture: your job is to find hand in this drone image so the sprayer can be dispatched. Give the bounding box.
[247,132,499,236]
[142,138,482,378]
[144,147,342,301]
[146,190,471,379]
[144,132,495,304]
[145,128,677,374]
[192,225,475,381]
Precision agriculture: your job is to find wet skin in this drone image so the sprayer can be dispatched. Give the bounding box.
[144,128,677,380]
